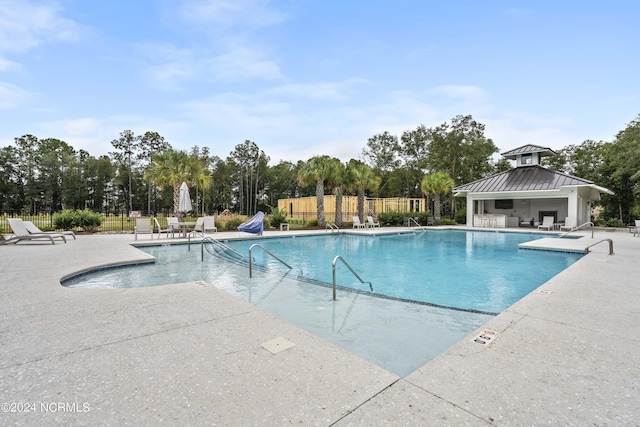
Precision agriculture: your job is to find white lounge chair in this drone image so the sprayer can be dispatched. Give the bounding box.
[634,219,640,237]
[559,217,576,232]
[134,218,154,240]
[153,218,174,239]
[203,216,217,233]
[24,220,76,240]
[3,218,66,245]
[367,216,380,228]
[352,216,365,229]
[538,216,554,231]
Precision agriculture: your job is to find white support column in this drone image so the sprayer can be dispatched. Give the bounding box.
[466,196,475,227]
[567,191,579,224]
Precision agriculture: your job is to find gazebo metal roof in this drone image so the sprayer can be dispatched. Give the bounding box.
[500,144,556,160]
[454,165,598,194]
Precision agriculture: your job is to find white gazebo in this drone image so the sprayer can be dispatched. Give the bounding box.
[454,144,614,228]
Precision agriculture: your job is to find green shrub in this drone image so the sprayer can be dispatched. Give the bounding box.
[454,208,467,224]
[53,209,103,231]
[53,210,74,230]
[224,218,243,230]
[267,206,287,228]
[438,218,457,225]
[413,211,433,225]
[377,210,433,226]
[605,217,624,228]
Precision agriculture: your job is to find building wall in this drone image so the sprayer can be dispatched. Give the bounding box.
[465,194,573,227]
[278,196,428,222]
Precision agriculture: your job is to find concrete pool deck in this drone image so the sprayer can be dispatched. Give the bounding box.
[1,227,638,425]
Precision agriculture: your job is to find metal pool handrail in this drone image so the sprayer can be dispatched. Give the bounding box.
[248,243,293,278]
[406,217,427,232]
[559,221,594,238]
[200,237,244,261]
[584,238,614,255]
[332,255,373,300]
[326,222,339,233]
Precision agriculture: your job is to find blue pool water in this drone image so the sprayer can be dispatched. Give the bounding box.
[62,230,581,376]
[220,230,582,313]
[64,230,581,314]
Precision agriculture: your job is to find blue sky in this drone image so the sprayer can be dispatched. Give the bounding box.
[1,0,638,164]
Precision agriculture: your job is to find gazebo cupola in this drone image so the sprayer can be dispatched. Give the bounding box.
[500,144,556,167]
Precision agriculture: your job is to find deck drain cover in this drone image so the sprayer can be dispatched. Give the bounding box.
[262,337,295,354]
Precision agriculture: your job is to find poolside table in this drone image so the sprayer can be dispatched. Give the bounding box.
[176,222,196,238]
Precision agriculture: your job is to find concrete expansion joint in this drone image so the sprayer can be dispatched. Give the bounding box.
[327,379,402,426]
[403,381,494,425]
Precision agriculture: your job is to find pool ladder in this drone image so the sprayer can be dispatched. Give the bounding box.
[326,222,340,233]
[406,217,427,232]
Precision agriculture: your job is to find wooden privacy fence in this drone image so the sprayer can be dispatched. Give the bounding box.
[278,196,428,222]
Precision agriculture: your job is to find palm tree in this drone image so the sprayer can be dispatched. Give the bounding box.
[350,161,380,222]
[144,150,211,221]
[420,171,455,222]
[326,158,347,227]
[297,156,333,227]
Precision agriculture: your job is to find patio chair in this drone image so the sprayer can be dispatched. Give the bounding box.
[559,217,576,232]
[367,216,380,228]
[24,220,76,240]
[153,218,174,239]
[538,216,554,231]
[3,218,66,245]
[634,219,640,237]
[188,217,205,238]
[203,216,217,233]
[134,218,154,240]
[166,217,181,235]
[352,216,365,229]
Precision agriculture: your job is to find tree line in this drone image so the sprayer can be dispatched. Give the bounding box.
[1,114,638,225]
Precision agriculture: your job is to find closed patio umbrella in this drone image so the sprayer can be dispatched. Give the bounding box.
[178,182,192,214]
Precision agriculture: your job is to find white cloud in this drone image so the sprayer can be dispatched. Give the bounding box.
[177,0,287,32]
[38,115,189,156]
[0,55,18,71]
[140,43,196,89]
[0,0,84,53]
[433,85,486,99]
[0,82,32,108]
[267,78,368,101]
[140,43,282,89]
[482,116,577,154]
[208,47,282,81]
[181,93,295,135]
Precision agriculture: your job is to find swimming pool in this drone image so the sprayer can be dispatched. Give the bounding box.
[65,230,581,314]
[219,230,582,313]
[62,229,581,376]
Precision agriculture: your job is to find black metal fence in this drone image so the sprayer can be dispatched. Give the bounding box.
[0,210,168,234]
